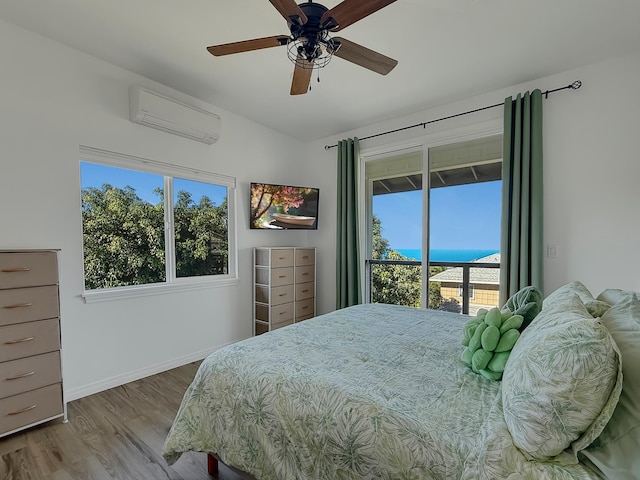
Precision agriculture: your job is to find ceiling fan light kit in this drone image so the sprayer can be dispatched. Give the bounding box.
[207,0,398,95]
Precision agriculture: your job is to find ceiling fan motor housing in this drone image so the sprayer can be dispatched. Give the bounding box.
[289,2,337,62]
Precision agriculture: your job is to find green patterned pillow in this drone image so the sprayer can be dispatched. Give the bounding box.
[544,281,611,318]
[502,294,622,464]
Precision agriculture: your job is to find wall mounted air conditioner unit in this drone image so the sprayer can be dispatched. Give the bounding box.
[129,86,221,144]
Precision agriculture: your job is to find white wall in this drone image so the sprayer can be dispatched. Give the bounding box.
[0,20,320,400]
[308,53,640,313]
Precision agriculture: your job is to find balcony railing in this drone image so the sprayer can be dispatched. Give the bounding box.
[366,259,500,315]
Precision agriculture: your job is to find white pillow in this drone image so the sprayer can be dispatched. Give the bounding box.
[581,293,640,478]
[596,288,637,307]
[502,295,622,463]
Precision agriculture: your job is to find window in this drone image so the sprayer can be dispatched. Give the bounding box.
[459,283,475,299]
[79,146,236,301]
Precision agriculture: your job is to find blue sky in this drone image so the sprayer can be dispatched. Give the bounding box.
[80,162,227,206]
[372,180,502,250]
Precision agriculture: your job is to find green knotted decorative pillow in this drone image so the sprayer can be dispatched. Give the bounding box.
[501,285,543,330]
[461,307,524,381]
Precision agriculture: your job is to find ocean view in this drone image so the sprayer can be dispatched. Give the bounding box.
[395,249,499,262]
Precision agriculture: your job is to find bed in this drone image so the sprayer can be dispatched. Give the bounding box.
[163,283,640,479]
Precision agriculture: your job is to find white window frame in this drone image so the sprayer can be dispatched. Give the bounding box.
[79,145,238,303]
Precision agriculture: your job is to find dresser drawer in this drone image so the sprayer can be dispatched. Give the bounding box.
[0,252,58,289]
[0,383,63,436]
[294,249,315,266]
[295,265,314,284]
[270,267,294,287]
[0,318,60,363]
[255,302,294,323]
[270,249,294,268]
[270,285,294,306]
[295,282,314,301]
[296,298,315,320]
[0,351,61,399]
[0,285,59,327]
[267,302,294,324]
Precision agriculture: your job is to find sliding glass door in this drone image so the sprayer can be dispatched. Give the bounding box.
[426,135,503,314]
[364,134,503,312]
[365,150,424,307]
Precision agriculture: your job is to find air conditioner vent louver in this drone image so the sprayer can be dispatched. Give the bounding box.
[129,86,221,144]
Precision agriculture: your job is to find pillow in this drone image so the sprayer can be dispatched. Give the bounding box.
[543,281,594,308]
[501,285,543,329]
[544,281,611,318]
[581,293,640,478]
[502,294,622,464]
[460,307,524,381]
[596,288,637,307]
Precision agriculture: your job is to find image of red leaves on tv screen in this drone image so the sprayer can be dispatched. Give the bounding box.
[250,183,319,230]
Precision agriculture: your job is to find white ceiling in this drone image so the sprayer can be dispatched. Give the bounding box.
[1,0,639,142]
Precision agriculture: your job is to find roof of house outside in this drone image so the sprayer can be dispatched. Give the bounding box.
[429,253,500,285]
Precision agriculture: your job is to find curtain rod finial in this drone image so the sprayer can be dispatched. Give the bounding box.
[571,80,582,90]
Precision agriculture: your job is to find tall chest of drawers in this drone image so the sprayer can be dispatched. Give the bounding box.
[253,247,316,335]
[0,250,65,438]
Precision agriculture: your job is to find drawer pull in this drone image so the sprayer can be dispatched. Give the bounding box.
[278,275,287,279]
[302,255,309,259]
[8,404,37,416]
[1,267,32,273]
[3,303,34,309]
[5,336,35,345]
[302,289,309,293]
[302,272,309,276]
[278,293,287,297]
[302,306,309,310]
[6,371,36,381]
[278,257,286,260]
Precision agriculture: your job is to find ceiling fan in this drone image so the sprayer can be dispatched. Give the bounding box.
[207,0,398,95]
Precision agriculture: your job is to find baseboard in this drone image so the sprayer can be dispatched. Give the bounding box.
[64,340,240,402]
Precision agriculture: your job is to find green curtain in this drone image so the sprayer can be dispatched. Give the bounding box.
[336,138,362,309]
[500,90,544,305]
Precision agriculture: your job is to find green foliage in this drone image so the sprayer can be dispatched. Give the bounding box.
[174,190,228,277]
[370,215,443,308]
[82,183,227,289]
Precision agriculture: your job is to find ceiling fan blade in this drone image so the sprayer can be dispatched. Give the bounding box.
[333,37,397,75]
[321,0,397,31]
[207,35,289,56]
[290,58,314,95]
[269,0,307,25]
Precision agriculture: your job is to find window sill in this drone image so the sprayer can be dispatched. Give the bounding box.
[82,276,239,304]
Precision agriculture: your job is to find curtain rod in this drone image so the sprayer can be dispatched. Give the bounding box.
[324,80,582,150]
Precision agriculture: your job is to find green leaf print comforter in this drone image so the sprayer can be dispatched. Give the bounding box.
[163,304,600,479]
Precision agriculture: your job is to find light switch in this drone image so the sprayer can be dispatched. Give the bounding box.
[547,244,558,258]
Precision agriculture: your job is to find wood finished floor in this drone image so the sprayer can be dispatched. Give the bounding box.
[0,362,246,480]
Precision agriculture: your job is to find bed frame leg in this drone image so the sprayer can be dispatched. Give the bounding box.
[207,454,219,476]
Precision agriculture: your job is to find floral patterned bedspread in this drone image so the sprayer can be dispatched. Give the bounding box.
[162,304,600,479]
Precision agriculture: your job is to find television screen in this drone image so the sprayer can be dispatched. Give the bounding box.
[250,182,319,230]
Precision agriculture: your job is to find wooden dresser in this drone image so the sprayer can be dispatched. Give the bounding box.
[253,247,316,335]
[0,249,65,438]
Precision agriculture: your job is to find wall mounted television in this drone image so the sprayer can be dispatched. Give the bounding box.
[250,182,319,230]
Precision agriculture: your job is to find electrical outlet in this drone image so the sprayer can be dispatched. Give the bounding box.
[547,244,558,258]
